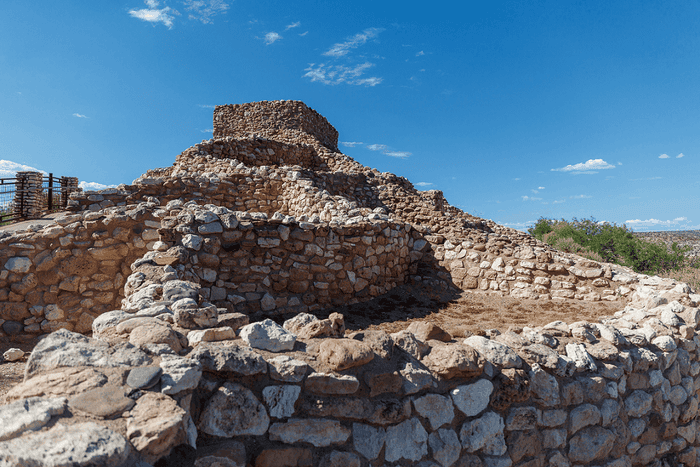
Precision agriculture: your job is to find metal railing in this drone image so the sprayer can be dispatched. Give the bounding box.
[0,172,80,225]
[0,178,20,224]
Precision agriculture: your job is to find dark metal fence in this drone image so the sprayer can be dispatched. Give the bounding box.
[0,178,20,224]
[41,173,72,212]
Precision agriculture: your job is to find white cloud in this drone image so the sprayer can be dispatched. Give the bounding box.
[416,50,425,56]
[415,182,433,187]
[198,104,215,109]
[570,194,592,199]
[323,28,383,57]
[183,0,228,24]
[629,176,662,181]
[659,154,670,159]
[521,195,542,201]
[677,153,685,158]
[200,128,213,133]
[384,151,411,159]
[285,21,300,30]
[366,144,388,151]
[618,162,623,165]
[553,199,565,204]
[264,32,282,45]
[0,160,47,178]
[72,113,88,118]
[538,186,545,190]
[624,217,690,228]
[79,181,118,191]
[303,62,381,86]
[551,158,615,174]
[531,189,539,193]
[299,31,308,37]
[340,141,363,147]
[513,178,521,181]
[129,0,176,28]
[499,221,536,232]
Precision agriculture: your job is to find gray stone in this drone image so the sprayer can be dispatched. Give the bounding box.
[505,406,538,431]
[267,356,308,383]
[400,360,436,394]
[127,366,162,389]
[601,399,620,426]
[160,357,203,395]
[199,222,223,234]
[0,396,67,441]
[240,319,296,352]
[460,411,506,455]
[352,423,386,460]
[385,418,429,462]
[263,385,301,418]
[529,363,560,407]
[260,293,277,311]
[652,335,677,352]
[569,403,602,435]
[568,426,616,463]
[565,343,597,372]
[413,393,455,430]
[217,312,249,331]
[305,372,359,394]
[451,379,493,417]
[482,456,512,467]
[2,321,22,336]
[25,329,151,379]
[269,418,350,447]
[538,409,567,427]
[92,310,135,335]
[2,348,23,362]
[301,396,411,426]
[182,234,203,250]
[464,336,522,368]
[69,385,135,418]
[542,428,567,449]
[4,257,31,273]
[283,313,320,333]
[163,280,199,301]
[430,428,461,467]
[123,284,162,312]
[320,451,361,467]
[669,385,688,405]
[0,422,129,467]
[173,299,218,329]
[625,390,653,417]
[391,330,430,360]
[189,342,267,375]
[198,382,270,437]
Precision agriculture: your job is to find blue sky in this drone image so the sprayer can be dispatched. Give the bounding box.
[1,1,699,232]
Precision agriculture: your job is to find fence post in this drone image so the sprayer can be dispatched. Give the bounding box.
[14,171,44,220]
[60,176,80,209]
[47,173,53,212]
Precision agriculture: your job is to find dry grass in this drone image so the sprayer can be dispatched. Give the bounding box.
[659,263,700,294]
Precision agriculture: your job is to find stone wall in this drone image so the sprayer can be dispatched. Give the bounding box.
[214,100,339,151]
[3,252,700,467]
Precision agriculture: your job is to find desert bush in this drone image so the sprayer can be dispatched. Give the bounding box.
[528,217,693,275]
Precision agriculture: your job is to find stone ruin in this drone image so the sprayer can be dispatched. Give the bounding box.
[1,100,700,466]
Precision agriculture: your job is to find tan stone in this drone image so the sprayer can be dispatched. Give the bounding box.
[422,343,483,379]
[126,392,188,463]
[317,338,374,371]
[129,322,183,353]
[407,322,451,342]
[255,448,312,467]
[4,367,109,403]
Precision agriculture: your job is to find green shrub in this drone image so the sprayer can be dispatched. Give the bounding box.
[528,216,692,275]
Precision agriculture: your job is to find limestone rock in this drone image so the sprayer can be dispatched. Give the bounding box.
[4,367,109,402]
[400,359,436,394]
[263,385,301,418]
[423,343,482,379]
[160,356,203,395]
[24,328,151,379]
[127,391,189,463]
[317,338,374,371]
[407,322,452,342]
[240,319,296,352]
[392,330,430,360]
[302,396,411,426]
[173,299,218,329]
[430,428,462,467]
[528,363,559,407]
[565,343,598,372]
[320,451,361,467]
[268,356,309,383]
[163,280,200,301]
[189,342,267,375]
[568,426,616,463]
[0,422,130,467]
[460,411,507,456]
[464,336,522,368]
[384,418,429,462]
[350,329,394,359]
[0,396,67,441]
[269,418,350,447]
[129,321,183,354]
[451,379,494,417]
[188,327,236,346]
[283,313,319,334]
[305,372,359,394]
[353,423,386,460]
[2,348,24,362]
[413,393,455,430]
[198,382,270,437]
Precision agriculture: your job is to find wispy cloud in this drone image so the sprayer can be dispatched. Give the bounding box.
[385,151,411,159]
[79,181,118,191]
[659,154,670,159]
[416,50,425,56]
[0,160,47,178]
[677,153,685,158]
[303,63,381,86]
[285,21,300,30]
[553,199,565,204]
[129,0,176,28]
[264,32,282,45]
[570,194,592,199]
[198,104,215,109]
[551,158,615,174]
[521,195,542,201]
[629,176,662,181]
[415,182,433,187]
[340,141,363,147]
[299,31,308,37]
[183,0,228,24]
[323,28,384,57]
[625,217,689,229]
[200,128,213,133]
[367,144,388,151]
[72,113,88,118]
